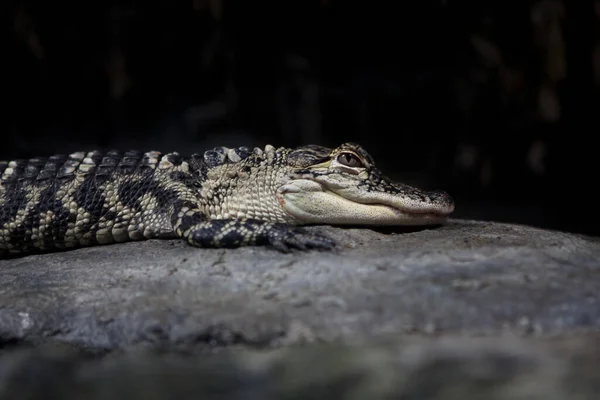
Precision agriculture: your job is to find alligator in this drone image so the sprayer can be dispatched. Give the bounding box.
[0,142,454,256]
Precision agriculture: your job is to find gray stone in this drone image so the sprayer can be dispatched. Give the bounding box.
[0,220,599,352]
[1,335,600,399]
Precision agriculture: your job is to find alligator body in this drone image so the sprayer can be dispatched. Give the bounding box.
[0,143,454,256]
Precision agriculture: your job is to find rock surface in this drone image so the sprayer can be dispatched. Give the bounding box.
[0,219,599,351]
[1,219,599,398]
[1,335,600,399]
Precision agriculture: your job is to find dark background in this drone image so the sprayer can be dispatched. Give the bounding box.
[3,0,599,236]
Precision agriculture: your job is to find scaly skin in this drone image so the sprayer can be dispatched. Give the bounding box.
[0,143,454,256]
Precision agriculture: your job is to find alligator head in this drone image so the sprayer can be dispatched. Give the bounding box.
[278,142,455,226]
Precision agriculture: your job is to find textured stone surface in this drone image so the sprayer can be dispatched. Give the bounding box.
[1,335,600,399]
[0,219,599,352]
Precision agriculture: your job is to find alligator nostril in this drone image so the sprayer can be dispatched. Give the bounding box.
[427,190,455,211]
[428,190,449,199]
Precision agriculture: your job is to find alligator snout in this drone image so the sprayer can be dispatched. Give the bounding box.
[426,190,455,215]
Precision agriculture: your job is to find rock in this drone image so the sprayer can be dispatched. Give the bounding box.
[0,220,599,352]
[0,335,599,399]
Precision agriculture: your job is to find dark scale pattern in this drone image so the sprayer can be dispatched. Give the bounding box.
[0,146,338,256]
[0,179,28,226]
[31,179,65,250]
[0,156,78,252]
[0,142,454,257]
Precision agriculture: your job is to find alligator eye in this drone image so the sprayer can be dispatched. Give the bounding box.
[336,152,364,168]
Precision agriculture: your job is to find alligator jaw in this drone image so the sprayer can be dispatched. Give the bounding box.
[278,179,454,226]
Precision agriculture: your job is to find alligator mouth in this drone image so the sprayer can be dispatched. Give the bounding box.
[340,194,454,219]
[376,204,451,222]
[386,206,453,217]
[279,179,454,226]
